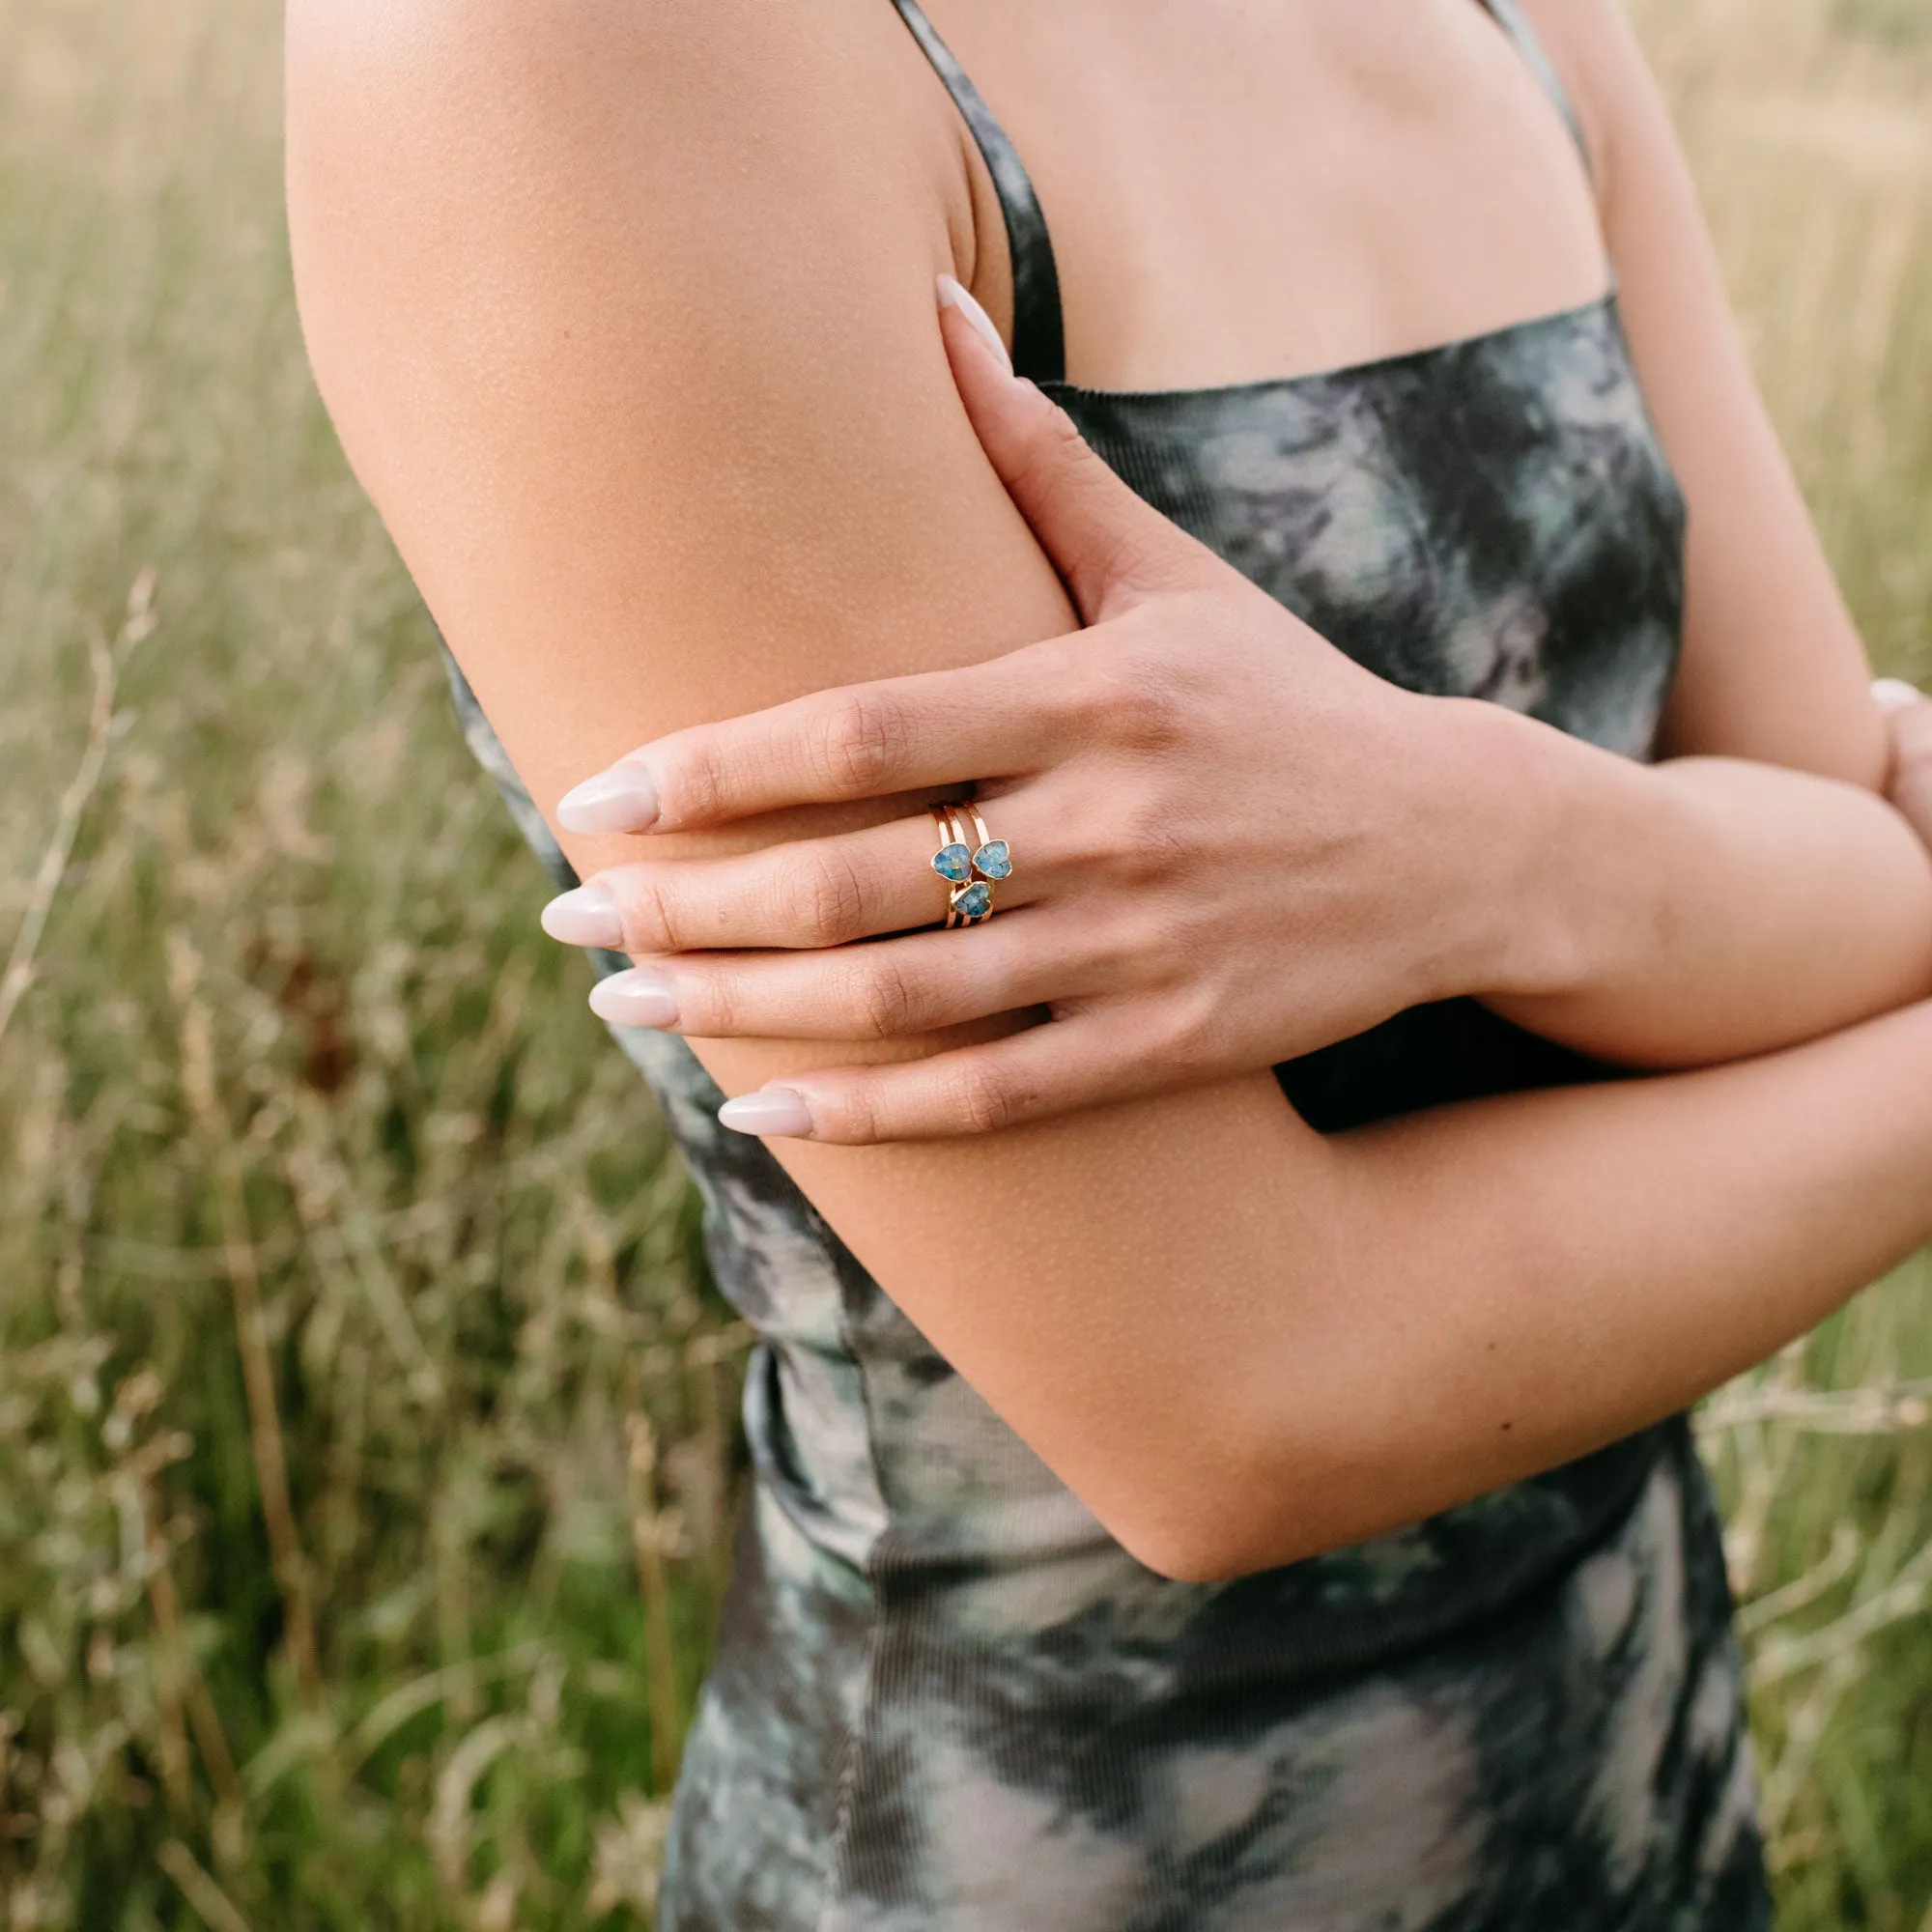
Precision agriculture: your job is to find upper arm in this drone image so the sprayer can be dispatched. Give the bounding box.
[285,0,1337,1575]
[1521,0,1886,786]
[286,0,1064,769]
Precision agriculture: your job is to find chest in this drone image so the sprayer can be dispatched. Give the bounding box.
[1056,301,1688,758]
[914,0,1608,391]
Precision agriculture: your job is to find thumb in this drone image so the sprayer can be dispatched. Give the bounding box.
[937,276,1217,620]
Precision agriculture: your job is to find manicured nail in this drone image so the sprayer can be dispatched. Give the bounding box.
[717,1089,814,1139]
[937,274,1014,378]
[588,968,679,1030]
[1873,677,1921,713]
[541,884,624,948]
[557,761,659,835]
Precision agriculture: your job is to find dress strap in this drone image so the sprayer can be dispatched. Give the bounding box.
[890,0,1587,386]
[1478,0,1594,173]
[888,0,1066,384]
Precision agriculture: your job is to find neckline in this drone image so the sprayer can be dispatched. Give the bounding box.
[893,0,1599,390]
[1039,284,1621,409]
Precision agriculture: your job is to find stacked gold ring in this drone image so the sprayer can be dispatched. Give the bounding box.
[929,802,1012,927]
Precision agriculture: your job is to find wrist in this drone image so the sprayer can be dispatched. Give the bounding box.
[1417,697,1603,1007]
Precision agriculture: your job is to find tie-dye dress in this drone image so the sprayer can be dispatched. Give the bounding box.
[441,1,1773,1922]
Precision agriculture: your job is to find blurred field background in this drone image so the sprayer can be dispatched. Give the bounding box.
[0,0,1928,1923]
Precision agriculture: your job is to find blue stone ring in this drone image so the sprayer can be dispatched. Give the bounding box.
[930,802,1010,928]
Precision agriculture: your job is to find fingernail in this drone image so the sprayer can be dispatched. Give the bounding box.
[937,274,1014,378]
[589,968,679,1029]
[541,884,624,948]
[1873,677,1921,713]
[718,1089,814,1139]
[557,761,659,835]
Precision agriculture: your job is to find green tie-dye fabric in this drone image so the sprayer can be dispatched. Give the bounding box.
[433,2,1771,1921]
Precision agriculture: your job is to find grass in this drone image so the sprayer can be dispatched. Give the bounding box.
[0,0,1929,1923]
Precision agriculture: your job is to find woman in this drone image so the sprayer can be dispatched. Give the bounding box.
[286,0,1932,1922]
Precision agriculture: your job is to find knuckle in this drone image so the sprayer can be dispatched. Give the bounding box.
[1107,791,1191,887]
[847,956,921,1039]
[791,846,869,946]
[667,744,727,825]
[1158,987,1225,1074]
[1087,648,1191,753]
[810,688,914,796]
[1013,399,1094,489]
[1032,639,1104,736]
[951,1057,1019,1136]
[614,871,682,952]
[820,1079,886,1147]
[689,969,738,1036]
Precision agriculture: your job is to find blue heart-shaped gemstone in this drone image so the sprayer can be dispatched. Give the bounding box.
[952,881,993,922]
[972,839,1011,881]
[932,841,972,884]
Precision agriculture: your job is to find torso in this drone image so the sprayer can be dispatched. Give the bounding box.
[440,3,1766,1922]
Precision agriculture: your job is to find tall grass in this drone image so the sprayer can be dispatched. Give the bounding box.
[0,0,1928,1924]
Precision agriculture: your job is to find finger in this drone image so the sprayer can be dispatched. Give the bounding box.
[544,800,1048,955]
[938,280,1224,621]
[1876,681,1932,843]
[588,914,1079,1041]
[714,1012,1151,1144]
[562,642,1090,835]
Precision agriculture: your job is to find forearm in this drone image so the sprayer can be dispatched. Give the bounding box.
[745,979,1932,1581]
[288,0,1932,1599]
[1465,698,1932,1066]
[1216,994,1932,1577]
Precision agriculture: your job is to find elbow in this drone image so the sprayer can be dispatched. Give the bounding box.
[1105,1495,1341,1587]
[1123,1533,1284,1590]
[1108,1516,1254,1588]
[1069,1317,1402,1584]
[1079,1428,1356,1586]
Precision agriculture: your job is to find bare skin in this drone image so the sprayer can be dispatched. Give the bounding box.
[287,0,1932,1580]
[544,300,1932,1133]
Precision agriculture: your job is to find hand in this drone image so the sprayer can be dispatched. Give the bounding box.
[1875,677,1932,849]
[540,287,1545,1142]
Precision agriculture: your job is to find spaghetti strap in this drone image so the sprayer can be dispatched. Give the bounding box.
[1479,0,1595,172]
[889,0,1591,390]
[888,0,1065,384]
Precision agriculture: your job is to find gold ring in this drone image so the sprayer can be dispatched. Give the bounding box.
[929,801,1009,927]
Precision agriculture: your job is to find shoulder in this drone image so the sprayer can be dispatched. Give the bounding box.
[287,0,910,134]
[286,0,973,309]
[285,0,981,534]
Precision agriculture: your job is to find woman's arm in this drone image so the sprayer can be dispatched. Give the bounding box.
[511,0,1932,1134]
[545,312,1932,1143]
[287,0,1932,1582]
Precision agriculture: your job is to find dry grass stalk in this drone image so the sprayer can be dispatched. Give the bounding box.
[167,936,323,1707]
[626,1416,686,1798]
[156,1837,251,1932]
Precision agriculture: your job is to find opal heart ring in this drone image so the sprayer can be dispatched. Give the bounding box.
[929,802,1010,927]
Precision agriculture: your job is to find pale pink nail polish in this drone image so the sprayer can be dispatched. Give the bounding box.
[1873,677,1921,713]
[718,1090,814,1138]
[557,761,659,835]
[937,274,1015,378]
[541,884,624,949]
[589,969,679,1029]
